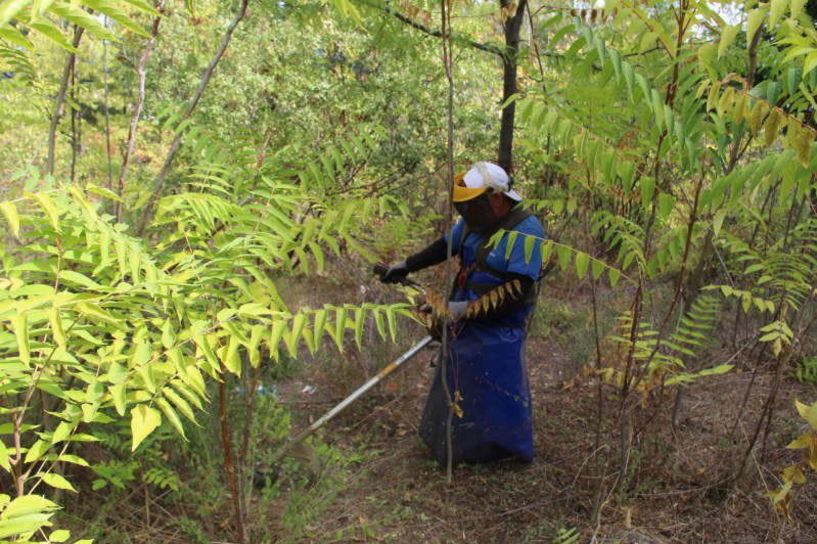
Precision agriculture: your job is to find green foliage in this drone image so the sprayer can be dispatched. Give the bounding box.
[0,0,157,55]
[601,294,731,393]
[0,157,412,538]
[553,526,580,544]
[795,356,817,384]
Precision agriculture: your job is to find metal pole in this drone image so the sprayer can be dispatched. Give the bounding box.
[271,335,434,463]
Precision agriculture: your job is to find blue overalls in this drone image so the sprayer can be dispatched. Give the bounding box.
[419,212,545,465]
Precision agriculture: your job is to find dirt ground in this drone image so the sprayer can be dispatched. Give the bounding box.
[269,280,817,544]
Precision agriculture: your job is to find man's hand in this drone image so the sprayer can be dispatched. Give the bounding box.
[380,260,409,283]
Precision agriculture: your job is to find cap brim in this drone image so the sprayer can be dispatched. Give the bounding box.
[506,190,522,201]
[453,184,487,203]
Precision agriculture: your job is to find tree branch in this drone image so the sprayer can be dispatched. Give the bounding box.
[372,1,503,57]
[138,0,250,234]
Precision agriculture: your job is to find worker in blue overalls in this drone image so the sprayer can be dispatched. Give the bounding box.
[381,161,545,465]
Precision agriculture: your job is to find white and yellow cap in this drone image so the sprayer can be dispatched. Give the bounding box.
[452,161,523,203]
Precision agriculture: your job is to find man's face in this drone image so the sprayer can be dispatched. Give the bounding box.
[454,193,497,233]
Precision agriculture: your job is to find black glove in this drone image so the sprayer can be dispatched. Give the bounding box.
[380,260,409,283]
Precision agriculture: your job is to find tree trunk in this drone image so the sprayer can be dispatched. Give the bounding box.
[497,0,527,174]
[46,26,85,177]
[219,374,247,544]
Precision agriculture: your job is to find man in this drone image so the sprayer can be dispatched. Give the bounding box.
[381,161,545,465]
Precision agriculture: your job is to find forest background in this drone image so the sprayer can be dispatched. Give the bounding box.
[2,0,817,542]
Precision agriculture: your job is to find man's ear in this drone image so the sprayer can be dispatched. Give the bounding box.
[487,192,508,213]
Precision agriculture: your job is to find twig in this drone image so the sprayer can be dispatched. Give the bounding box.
[47,26,85,176]
[117,0,168,221]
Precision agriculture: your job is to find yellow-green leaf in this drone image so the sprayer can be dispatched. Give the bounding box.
[373,308,386,339]
[76,302,119,328]
[222,335,241,375]
[286,313,307,357]
[29,192,60,233]
[41,473,76,493]
[0,440,10,472]
[86,184,124,202]
[162,387,196,423]
[156,398,186,440]
[795,400,817,430]
[110,383,127,416]
[48,308,65,347]
[268,319,288,362]
[746,9,765,48]
[504,230,519,261]
[333,307,347,352]
[171,379,203,410]
[718,25,739,58]
[49,529,71,543]
[591,259,604,280]
[59,271,103,290]
[386,306,397,342]
[698,43,716,72]
[24,439,48,464]
[770,0,787,25]
[575,252,589,279]
[353,307,365,349]
[11,314,29,364]
[791,0,806,19]
[640,177,655,208]
[130,405,161,451]
[541,240,553,265]
[0,201,21,239]
[313,309,328,349]
[51,421,75,444]
[713,209,727,237]
[0,0,32,28]
[608,268,621,288]
[556,245,571,271]
[523,235,535,264]
[248,324,264,368]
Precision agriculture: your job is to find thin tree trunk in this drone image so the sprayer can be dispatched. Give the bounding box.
[497,0,527,174]
[117,0,167,222]
[239,362,261,531]
[103,17,113,190]
[441,0,456,485]
[47,26,85,176]
[138,0,250,234]
[69,60,78,183]
[219,373,247,544]
[733,352,789,483]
